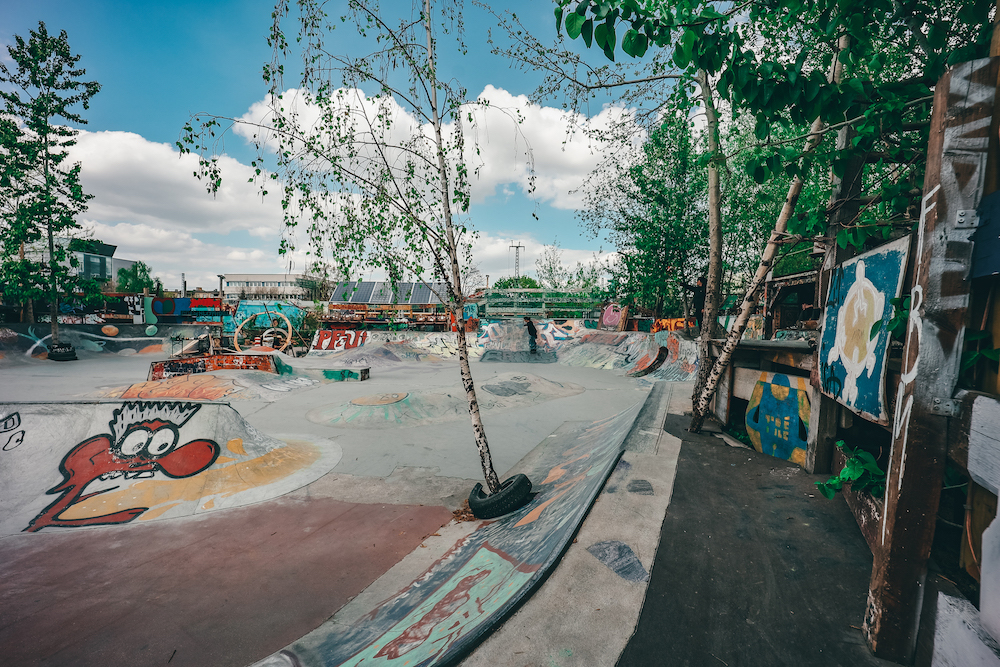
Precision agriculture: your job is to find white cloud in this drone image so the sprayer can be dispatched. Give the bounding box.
[69,130,284,236]
[232,85,642,213]
[53,86,626,291]
[82,220,293,291]
[462,85,641,210]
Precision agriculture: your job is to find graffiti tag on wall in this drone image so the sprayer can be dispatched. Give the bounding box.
[312,330,369,352]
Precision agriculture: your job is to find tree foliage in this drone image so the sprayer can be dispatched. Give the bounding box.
[555,0,991,247]
[179,0,532,495]
[116,261,155,293]
[0,22,101,334]
[580,107,706,317]
[534,239,605,291]
[492,275,541,289]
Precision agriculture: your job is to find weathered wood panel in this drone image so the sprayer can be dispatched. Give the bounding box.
[833,448,883,553]
[864,57,999,662]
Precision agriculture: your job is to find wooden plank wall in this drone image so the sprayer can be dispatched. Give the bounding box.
[864,57,999,662]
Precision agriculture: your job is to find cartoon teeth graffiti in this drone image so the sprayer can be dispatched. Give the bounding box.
[25,402,220,532]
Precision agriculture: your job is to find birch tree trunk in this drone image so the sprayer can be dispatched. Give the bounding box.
[690,69,725,412]
[688,114,824,432]
[424,0,500,494]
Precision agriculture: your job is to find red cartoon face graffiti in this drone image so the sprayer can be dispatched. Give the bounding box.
[24,401,219,533]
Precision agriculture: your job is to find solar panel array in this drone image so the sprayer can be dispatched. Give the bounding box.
[349,281,376,303]
[328,281,447,305]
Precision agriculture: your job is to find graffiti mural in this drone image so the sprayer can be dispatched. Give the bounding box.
[108,375,247,401]
[819,236,910,423]
[148,353,277,380]
[745,372,811,466]
[0,323,222,362]
[1,401,339,536]
[265,402,642,666]
[651,317,693,333]
[144,297,227,326]
[600,303,628,331]
[25,402,220,532]
[312,330,369,352]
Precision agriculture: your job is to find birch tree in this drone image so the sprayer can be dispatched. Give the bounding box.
[181,0,532,494]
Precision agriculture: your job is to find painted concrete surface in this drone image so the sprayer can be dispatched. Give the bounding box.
[250,401,644,667]
[0,496,453,667]
[0,333,660,667]
[0,401,341,535]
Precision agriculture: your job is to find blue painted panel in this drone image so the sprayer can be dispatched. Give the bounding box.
[818,237,909,423]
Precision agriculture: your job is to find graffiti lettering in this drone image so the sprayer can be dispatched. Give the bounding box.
[313,329,369,351]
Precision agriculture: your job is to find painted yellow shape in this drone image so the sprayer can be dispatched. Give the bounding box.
[351,393,408,406]
[227,438,246,456]
[843,284,880,364]
[58,441,320,521]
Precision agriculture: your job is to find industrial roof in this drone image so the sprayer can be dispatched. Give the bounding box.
[328,281,448,305]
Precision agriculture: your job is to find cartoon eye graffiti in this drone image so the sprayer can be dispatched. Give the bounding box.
[1,412,20,432]
[147,428,177,456]
[119,429,150,456]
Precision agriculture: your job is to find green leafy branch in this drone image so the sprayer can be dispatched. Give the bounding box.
[815,441,886,499]
[961,330,1000,383]
[869,295,909,342]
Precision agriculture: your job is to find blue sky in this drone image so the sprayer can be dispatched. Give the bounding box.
[3,0,634,290]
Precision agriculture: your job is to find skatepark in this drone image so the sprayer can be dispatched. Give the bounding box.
[0,323,885,666]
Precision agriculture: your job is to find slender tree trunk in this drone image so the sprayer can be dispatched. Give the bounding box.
[688,115,825,432]
[18,241,34,323]
[691,70,725,409]
[42,139,60,346]
[423,0,500,493]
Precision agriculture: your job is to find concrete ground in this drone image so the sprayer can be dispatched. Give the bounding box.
[0,352,888,666]
[0,351,648,666]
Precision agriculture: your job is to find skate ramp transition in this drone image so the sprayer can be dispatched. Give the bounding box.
[0,400,340,536]
[306,320,699,381]
[252,401,643,667]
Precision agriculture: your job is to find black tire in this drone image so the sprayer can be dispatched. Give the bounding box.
[48,345,77,362]
[468,473,532,519]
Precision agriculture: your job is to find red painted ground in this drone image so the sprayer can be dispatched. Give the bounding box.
[0,496,454,667]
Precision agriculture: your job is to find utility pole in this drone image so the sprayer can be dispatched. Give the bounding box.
[509,241,524,281]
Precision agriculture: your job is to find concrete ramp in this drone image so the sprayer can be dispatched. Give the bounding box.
[0,401,340,536]
[304,323,699,381]
[252,401,644,667]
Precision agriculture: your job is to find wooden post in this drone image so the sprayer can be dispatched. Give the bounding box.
[863,57,999,662]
